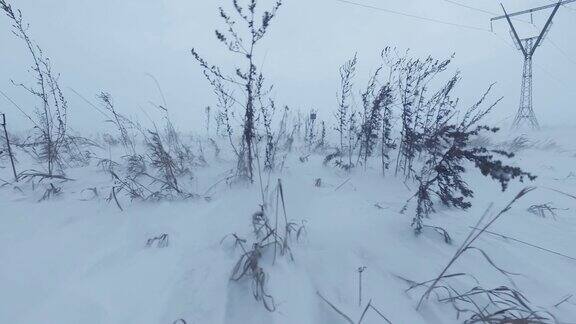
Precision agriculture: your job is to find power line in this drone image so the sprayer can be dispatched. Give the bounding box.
[491,0,576,21]
[334,0,491,32]
[443,0,495,16]
[0,89,39,128]
[492,32,572,92]
[333,0,573,94]
[443,0,533,24]
[560,0,576,12]
[492,30,517,51]
[547,38,576,66]
[542,0,576,12]
[534,62,571,92]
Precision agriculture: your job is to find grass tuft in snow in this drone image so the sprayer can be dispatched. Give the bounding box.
[400,187,561,322]
[317,291,393,324]
[224,177,305,312]
[145,234,169,249]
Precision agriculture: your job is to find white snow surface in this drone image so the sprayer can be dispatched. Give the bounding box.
[1,128,576,324]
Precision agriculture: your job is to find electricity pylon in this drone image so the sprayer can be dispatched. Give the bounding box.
[491,1,568,130]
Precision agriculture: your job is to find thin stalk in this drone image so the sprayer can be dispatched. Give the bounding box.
[416,187,535,310]
[1,113,18,182]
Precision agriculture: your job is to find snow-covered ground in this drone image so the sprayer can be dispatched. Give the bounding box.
[1,128,576,324]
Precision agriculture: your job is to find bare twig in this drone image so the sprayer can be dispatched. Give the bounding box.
[317,291,354,324]
[358,266,366,307]
[554,294,573,308]
[317,291,393,324]
[335,177,351,191]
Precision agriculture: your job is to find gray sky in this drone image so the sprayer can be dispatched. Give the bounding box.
[0,0,574,133]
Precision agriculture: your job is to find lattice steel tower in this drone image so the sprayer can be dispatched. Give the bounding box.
[492,1,565,130]
[514,37,538,129]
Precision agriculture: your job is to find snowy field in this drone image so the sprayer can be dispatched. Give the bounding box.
[1,0,576,322]
[1,128,576,324]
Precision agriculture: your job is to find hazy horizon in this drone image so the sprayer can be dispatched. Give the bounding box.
[1,0,574,133]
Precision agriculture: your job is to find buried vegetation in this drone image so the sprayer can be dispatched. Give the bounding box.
[0,0,575,323]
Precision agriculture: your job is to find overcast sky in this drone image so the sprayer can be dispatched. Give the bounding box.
[0,0,574,133]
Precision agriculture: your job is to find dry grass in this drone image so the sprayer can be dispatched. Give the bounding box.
[527,203,561,220]
[416,187,536,310]
[146,234,169,248]
[399,188,561,323]
[223,178,305,312]
[317,291,392,324]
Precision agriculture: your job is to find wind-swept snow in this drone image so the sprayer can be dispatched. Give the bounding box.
[1,129,576,323]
